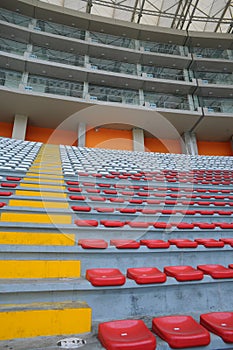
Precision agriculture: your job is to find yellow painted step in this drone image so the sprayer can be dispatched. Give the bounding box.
[9,199,69,209]
[0,232,75,245]
[25,173,63,179]
[0,301,91,340]
[16,190,67,199]
[0,260,80,278]
[23,177,64,184]
[20,184,65,190]
[1,212,72,224]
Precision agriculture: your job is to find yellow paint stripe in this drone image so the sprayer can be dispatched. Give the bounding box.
[23,178,64,184]
[1,213,72,224]
[20,183,65,190]
[0,232,75,245]
[16,190,67,198]
[0,260,80,279]
[0,304,91,340]
[25,173,63,179]
[9,200,69,209]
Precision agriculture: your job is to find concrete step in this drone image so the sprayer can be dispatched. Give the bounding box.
[0,259,80,278]
[0,301,91,341]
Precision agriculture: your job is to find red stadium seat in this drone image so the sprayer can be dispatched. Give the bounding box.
[114,184,126,189]
[220,238,233,246]
[68,187,82,192]
[197,264,233,279]
[98,183,111,188]
[78,239,108,249]
[74,219,98,227]
[95,207,115,213]
[195,238,224,248]
[86,188,100,193]
[89,196,106,202]
[101,220,125,228]
[86,268,125,286]
[103,190,117,195]
[127,267,166,284]
[140,239,170,249]
[168,239,197,248]
[153,222,172,229]
[129,199,143,204]
[110,239,140,249]
[200,312,233,343]
[137,192,150,197]
[6,177,21,181]
[164,265,204,281]
[82,182,95,186]
[128,222,150,228]
[195,223,216,229]
[199,210,215,215]
[110,198,125,203]
[147,199,161,205]
[66,181,79,185]
[0,202,6,207]
[0,192,12,196]
[141,209,157,214]
[1,183,17,188]
[217,210,233,215]
[152,315,210,348]
[218,223,233,229]
[69,195,86,201]
[176,223,195,229]
[119,208,137,214]
[71,206,91,212]
[98,319,156,350]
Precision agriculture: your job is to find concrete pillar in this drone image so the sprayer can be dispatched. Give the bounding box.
[230,136,233,154]
[182,131,198,155]
[77,122,86,147]
[132,128,144,152]
[12,114,28,140]
[139,89,144,106]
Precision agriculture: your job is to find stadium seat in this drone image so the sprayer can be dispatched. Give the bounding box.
[127,267,166,284]
[110,239,140,249]
[164,265,204,281]
[140,240,170,249]
[66,181,79,185]
[128,222,150,228]
[197,264,233,279]
[98,319,156,350]
[95,207,115,213]
[89,196,106,202]
[69,195,86,201]
[71,206,91,212]
[1,183,17,188]
[75,219,98,227]
[200,312,233,343]
[153,222,172,229]
[175,223,195,229]
[78,239,108,249]
[152,315,210,348]
[86,268,126,286]
[220,238,233,247]
[0,191,12,196]
[195,239,224,248]
[118,208,137,214]
[101,220,125,227]
[68,187,82,192]
[168,239,198,248]
[6,176,21,181]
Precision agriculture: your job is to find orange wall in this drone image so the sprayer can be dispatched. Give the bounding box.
[0,122,13,138]
[145,137,182,154]
[25,125,77,145]
[86,128,133,150]
[198,141,232,156]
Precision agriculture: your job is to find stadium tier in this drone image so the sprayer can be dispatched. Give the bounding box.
[0,0,233,348]
[0,138,232,349]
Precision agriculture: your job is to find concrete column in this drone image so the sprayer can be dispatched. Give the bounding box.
[230,136,233,154]
[83,81,89,99]
[77,122,86,147]
[139,89,144,106]
[182,131,198,155]
[12,114,28,140]
[132,128,144,152]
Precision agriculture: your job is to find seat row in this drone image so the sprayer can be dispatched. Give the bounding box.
[78,238,233,249]
[86,264,233,286]
[98,312,233,349]
[75,219,233,229]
